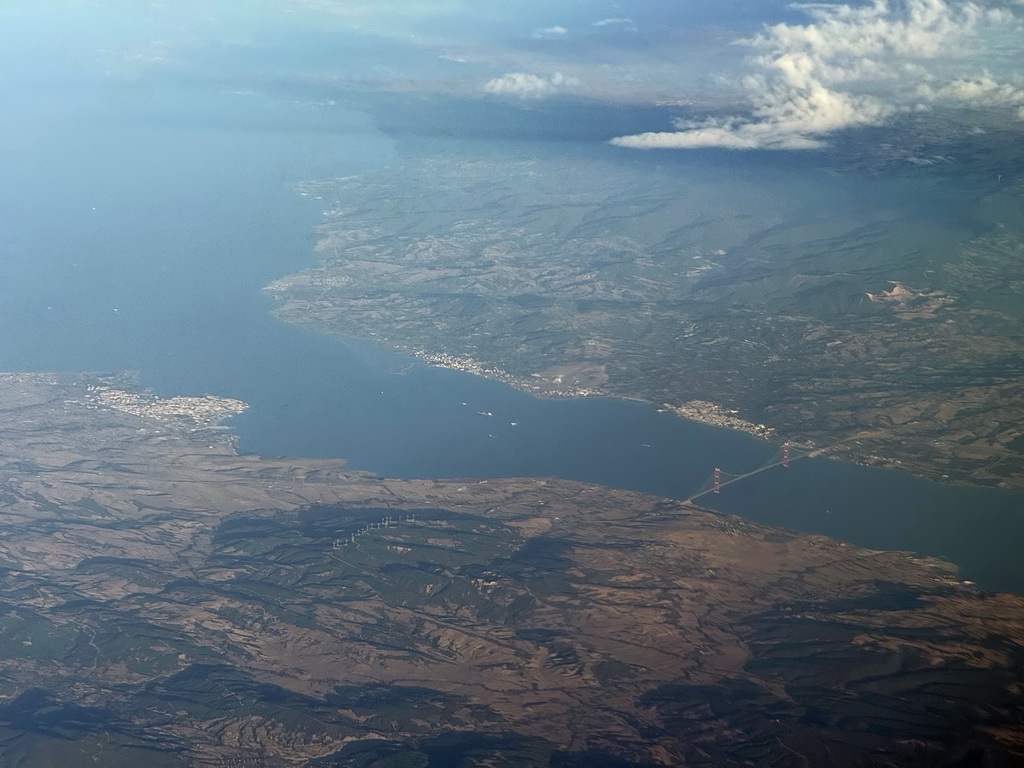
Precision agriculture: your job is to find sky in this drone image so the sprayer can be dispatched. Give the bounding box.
[1,0,1022,151]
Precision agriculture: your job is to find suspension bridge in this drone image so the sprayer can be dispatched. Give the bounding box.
[683,442,814,503]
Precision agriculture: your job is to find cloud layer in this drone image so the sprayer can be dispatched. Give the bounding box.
[612,0,1023,151]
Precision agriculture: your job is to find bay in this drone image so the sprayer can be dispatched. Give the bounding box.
[0,81,1021,594]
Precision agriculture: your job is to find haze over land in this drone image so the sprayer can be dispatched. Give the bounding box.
[0,0,1023,765]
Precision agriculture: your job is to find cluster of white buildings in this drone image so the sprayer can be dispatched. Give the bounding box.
[84,386,247,427]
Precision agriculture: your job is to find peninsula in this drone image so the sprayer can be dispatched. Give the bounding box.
[0,372,1021,766]
[266,133,1024,490]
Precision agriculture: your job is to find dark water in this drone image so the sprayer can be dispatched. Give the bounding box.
[234,345,1024,593]
[1,83,1021,593]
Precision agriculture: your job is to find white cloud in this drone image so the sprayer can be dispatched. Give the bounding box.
[482,71,580,99]
[611,0,1024,151]
[531,25,568,40]
[614,126,763,150]
[918,72,1024,107]
[592,17,635,28]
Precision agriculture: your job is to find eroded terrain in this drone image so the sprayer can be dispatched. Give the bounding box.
[0,372,1022,766]
[267,132,1024,489]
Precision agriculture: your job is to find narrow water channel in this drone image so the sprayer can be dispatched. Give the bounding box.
[1,84,1021,594]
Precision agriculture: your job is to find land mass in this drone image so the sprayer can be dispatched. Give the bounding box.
[0,372,1022,766]
[266,126,1024,489]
